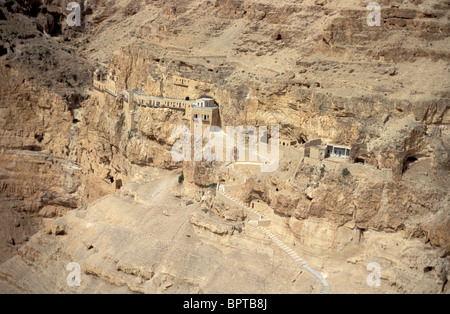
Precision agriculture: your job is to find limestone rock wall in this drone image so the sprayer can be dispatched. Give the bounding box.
[0,0,448,293]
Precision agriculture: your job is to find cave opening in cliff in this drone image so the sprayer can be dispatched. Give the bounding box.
[108,176,114,184]
[0,45,7,56]
[358,228,367,243]
[424,266,434,273]
[24,146,42,152]
[354,157,365,164]
[115,179,123,190]
[29,2,41,17]
[34,134,44,143]
[403,156,418,173]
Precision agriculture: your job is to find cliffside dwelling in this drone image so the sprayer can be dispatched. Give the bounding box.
[189,98,220,133]
[290,139,351,161]
[325,144,351,159]
[93,69,119,96]
[173,76,192,87]
[279,139,297,147]
[93,69,220,133]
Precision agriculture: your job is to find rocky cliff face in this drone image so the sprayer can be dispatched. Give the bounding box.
[0,0,448,293]
[233,157,449,293]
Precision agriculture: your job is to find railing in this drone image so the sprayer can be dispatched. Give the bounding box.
[255,225,330,295]
[105,89,118,97]
[134,102,186,112]
[192,118,211,123]
[216,171,330,294]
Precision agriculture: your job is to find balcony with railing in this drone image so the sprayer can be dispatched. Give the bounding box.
[192,117,211,124]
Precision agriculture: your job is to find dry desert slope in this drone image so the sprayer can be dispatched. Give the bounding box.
[0,0,448,293]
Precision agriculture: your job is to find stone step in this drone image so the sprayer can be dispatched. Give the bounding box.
[247,213,330,294]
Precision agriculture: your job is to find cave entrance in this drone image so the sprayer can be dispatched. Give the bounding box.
[403,156,418,172]
[0,45,7,56]
[354,157,365,164]
[24,146,42,152]
[115,179,123,190]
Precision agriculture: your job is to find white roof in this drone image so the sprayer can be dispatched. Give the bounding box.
[327,144,351,149]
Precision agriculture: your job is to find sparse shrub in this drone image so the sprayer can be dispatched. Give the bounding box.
[342,168,351,177]
[320,166,325,177]
[186,200,194,206]
[232,225,243,233]
[178,173,184,184]
[202,208,209,214]
[35,134,44,143]
[128,128,138,140]
[209,183,218,190]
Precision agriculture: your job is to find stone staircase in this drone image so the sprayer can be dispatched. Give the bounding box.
[217,183,330,294]
[217,186,271,227]
[254,224,330,295]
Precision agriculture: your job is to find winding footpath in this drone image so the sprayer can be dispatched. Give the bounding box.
[217,130,330,294]
[217,174,330,294]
